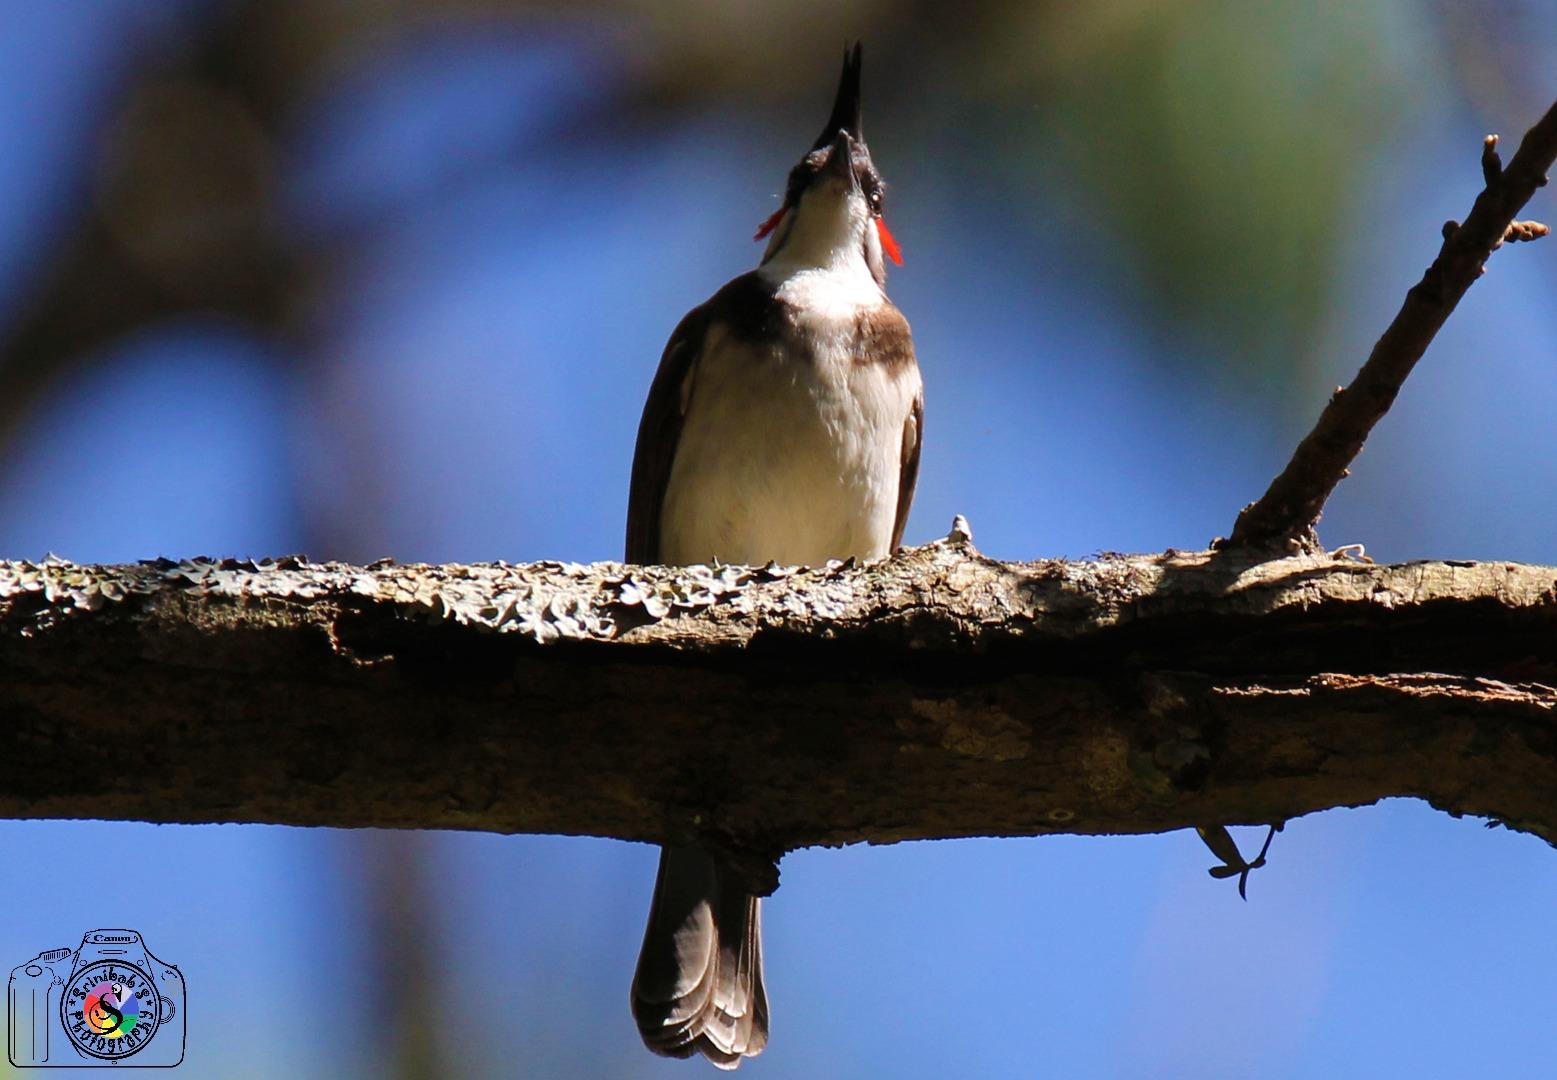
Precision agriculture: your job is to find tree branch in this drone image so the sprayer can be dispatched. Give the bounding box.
[5,528,1556,891]
[1227,100,1557,550]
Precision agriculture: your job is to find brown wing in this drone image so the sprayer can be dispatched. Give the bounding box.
[626,306,709,564]
[627,273,781,564]
[891,390,923,551]
[853,302,921,552]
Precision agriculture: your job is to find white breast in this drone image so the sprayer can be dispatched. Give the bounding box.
[659,270,920,567]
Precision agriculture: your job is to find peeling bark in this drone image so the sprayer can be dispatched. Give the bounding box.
[3,531,1556,889]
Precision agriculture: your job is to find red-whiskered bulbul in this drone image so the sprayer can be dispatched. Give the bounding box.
[626,43,922,1068]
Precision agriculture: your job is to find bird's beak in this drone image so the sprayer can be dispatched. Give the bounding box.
[811,43,863,152]
[821,129,858,190]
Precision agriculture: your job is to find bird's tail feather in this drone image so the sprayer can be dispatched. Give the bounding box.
[631,846,768,1068]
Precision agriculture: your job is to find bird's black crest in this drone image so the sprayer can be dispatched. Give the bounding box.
[811,41,863,151]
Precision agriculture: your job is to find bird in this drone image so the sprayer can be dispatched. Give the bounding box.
[625,42,923,1068]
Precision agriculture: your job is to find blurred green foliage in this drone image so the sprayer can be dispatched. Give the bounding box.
[994,3,1422,377]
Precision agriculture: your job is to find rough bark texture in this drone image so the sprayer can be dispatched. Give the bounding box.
[5,526,1556,886]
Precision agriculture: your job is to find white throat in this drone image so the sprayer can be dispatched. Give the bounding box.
[758,183,885,298]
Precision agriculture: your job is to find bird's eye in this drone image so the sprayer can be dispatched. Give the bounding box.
[867,188,883,214]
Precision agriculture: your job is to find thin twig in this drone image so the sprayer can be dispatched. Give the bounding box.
[1198,823,1284,900]
[1226,102,1557,551]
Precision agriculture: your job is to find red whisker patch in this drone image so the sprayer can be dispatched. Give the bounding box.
[753,207,787,241]
[876,218,903,265]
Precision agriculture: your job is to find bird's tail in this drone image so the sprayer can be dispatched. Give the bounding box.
[630,846,768,1069]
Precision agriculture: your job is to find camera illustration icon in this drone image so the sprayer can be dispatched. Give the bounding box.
[8,929,185,1068]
